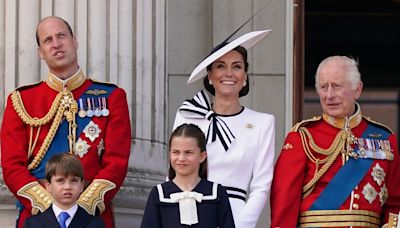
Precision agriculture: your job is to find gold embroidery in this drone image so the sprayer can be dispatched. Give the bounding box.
[86,89,108,96]
[282,143,293,150]
[77,179,116,215]
[17,182,52,215]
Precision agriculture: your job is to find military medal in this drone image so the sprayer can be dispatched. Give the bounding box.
[362,182,377,204]
[357,138,366,157]
[101,97,109,116]
[94,97,102,117]
[379,184,388,205]
[97,138,105,157]
[371,163,385,186]
[83,120,101,142]
[74,138,91,158]
[78,98,86,118]
[86,98,94,117]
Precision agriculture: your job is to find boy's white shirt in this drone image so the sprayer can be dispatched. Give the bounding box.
[52,203,78,227]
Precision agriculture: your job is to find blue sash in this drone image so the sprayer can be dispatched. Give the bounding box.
[309,124,390,210]
[30,83,115,179]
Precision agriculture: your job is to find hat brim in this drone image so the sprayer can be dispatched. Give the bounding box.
[187,29,271,84]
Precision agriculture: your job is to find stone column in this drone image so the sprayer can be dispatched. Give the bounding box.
[114,0,168,227]
[0,0,168,227]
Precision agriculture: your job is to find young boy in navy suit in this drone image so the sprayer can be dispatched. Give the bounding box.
[23,153,105,228]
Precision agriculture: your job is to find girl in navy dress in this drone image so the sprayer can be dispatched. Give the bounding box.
[141,123,235,228]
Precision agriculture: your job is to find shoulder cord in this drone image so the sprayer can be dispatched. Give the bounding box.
[299,127,352,198]
[11,90,78,170]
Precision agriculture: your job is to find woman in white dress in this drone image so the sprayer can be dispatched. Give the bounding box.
[174,30,275,228]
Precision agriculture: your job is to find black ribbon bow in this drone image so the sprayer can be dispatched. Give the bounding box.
[178,90,235,151]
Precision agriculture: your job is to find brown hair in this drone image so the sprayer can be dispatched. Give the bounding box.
[204,45,249,97]
[45,153,84,182]
[168,124,208,180]
[36,16,74,47]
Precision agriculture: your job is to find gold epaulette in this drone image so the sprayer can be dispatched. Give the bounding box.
[77,179,116,215]
[17,181,52,215]
[363,115,394,134]
[290,116,322,132]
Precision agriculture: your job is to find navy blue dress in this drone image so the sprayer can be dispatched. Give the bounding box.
[141,179,235,228]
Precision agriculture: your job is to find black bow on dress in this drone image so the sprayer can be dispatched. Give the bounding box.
[178,90,235,151]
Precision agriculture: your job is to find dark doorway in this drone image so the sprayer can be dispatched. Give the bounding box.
[303,0,400,137]
[305,0,400,88]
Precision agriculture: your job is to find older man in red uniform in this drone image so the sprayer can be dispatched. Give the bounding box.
[271,56,400,227]
[1,16,131,228]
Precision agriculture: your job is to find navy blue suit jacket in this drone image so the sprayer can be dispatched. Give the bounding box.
[23,205,105,228]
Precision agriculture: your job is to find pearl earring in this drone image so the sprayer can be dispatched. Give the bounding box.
[209,80,213,85]
[243,81,247,87]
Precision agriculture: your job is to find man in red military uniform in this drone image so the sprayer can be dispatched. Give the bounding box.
[271,56,400,227]
[0,16,131,228]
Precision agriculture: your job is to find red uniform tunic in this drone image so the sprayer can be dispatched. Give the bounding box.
[1,70,131,228]
[271,107,400,228]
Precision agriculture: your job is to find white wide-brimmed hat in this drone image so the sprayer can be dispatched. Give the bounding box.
[187,29,271,84]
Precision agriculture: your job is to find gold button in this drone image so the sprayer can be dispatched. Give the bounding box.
[352,203,359,209]
[354,194,360,199]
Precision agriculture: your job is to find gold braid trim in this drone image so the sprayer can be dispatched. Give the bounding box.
[17,181,52,215]
[299,127,354,198]
[27,104,65,170]
[11,91,63,127]
[77,179,116,215]
[299,209,380,227]
[385,212,400,228]
[12,90,78,170]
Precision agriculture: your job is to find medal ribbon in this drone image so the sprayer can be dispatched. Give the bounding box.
[309,123,390,210]
[30,83,116,179]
